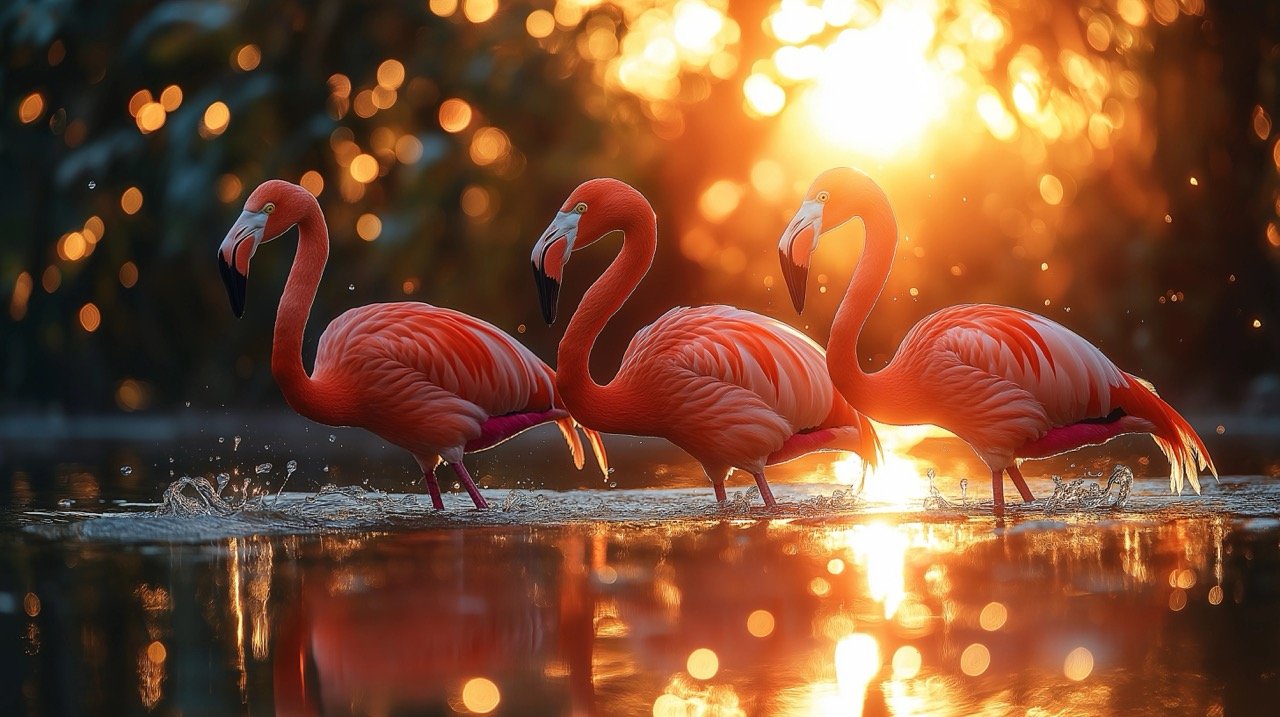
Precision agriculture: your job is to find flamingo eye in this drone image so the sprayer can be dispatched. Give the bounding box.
[816,191,830,203]
[263,203,276,214]
[573,202,587,214]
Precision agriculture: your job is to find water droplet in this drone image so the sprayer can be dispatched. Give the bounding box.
[184,401,191,407]
[323,465,330,473]
[255,463,272,475]
[216,473,230,491]
[263,444,270,450]
[233,436,241,451]
[57,498,74,508]
[87,180,96,189]
[218,436,225,444]
[168,456,174,463]
[348,283,355,291]
[608,481,618,488]
[286,460,297,478]
[328,434,336,442]
[120,466,133,476]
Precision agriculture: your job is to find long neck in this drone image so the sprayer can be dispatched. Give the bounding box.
[557,214,656,433]
[271,203,334,420]
[826,187,899,406]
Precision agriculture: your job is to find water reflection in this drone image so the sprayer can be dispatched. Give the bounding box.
[7,509,1280,715]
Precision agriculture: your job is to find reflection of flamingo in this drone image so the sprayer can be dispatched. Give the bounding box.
[778,168,1215,516]
[217,180,606,509]
[530,178,880,507]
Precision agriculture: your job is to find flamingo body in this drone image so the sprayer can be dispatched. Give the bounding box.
[531,178,879,506]
[778,168,1215,514]
[613,304,879,479]
[217,180,605,509]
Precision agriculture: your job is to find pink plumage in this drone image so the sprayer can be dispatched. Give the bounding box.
[532,178,880,507]
[779,168,1215,515]
[217,180,606,509]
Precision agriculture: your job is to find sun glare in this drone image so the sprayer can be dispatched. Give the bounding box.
[832,422,947,506]
[800,3,952,157]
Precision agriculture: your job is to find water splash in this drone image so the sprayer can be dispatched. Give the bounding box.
[1043,464,1133,512]
[120,466,133,476]
[156,476,258,517]
[255,463,272,475]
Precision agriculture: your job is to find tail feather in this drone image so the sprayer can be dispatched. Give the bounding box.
[1120,374,1218,495]
[582,426,609,477]
[555,417,586,470]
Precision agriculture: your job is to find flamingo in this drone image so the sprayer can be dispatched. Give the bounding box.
[529,178,881,507]
[777,167,1216,516]
[216,179,607,509]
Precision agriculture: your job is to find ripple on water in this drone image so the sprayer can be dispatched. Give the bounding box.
[18,465,1277,544]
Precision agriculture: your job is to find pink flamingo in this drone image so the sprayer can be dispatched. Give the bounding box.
[777,167,1216,516]
[217,180,607,509]
[530,178,880,507]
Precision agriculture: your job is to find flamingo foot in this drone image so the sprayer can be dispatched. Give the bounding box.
[751,471,778,508]
[713,481,727,502]
[1007,465,1035,503]
[424,471,445,510]
[450,462,489,510]
[991,469,1005,518]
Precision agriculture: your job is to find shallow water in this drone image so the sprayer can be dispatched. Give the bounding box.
[4,425,1280,716]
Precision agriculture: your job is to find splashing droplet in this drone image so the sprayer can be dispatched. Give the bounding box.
[218,436,225,444]
[323,465,330,473]
[87,180,96,189]
[286,460,297,478]
[120,465,133,476]
[184,401,191,407]
[233,436,241,451]
[328,434,336,443]
[215,472,230,493]
[255,463,272,475]
[348,283,355,291]
[57,498,74,508]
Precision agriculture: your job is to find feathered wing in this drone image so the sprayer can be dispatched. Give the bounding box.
[618,305,877,466]
[313,302,605,471]
[919,304,1214,491]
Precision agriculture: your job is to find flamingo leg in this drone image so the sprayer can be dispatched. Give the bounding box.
[713,481,727,502]
[751,471,778,508]
[991,469,1005,518]
[1006,465,1034,503]
[449,462,489,510]
[424,469,445,510]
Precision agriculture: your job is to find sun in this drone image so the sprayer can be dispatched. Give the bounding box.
[800,3,953,158]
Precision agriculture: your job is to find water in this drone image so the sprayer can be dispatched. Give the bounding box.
[4,425,1280,715]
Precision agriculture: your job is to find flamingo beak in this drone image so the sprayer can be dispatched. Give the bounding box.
[218,209,268,318]
[531,211,579,325]
[778,200,823,314]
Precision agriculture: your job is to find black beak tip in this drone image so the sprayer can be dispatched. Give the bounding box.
[218,253,247,319]
[531,263,560,326]
[778,248,808,314]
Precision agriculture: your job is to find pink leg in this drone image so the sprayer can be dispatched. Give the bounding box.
[1007,465,1034,503]
[713,481,727,502]
[424,469,445,510]
[751,471,778,508]
[450,462,489,510]
[991,469,1005,518]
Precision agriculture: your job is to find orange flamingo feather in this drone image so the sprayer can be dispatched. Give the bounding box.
[531,178,880,507]
[216,180,607,509]
[778,168,1216,516]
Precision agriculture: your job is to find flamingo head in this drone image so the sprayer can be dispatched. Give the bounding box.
[217,180,309,318]
[530,178,642,324]
[777,167,867,313]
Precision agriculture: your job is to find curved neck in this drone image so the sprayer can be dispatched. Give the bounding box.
[557,214,656,433]
[271,203,334,420]
[826,187,899,404]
